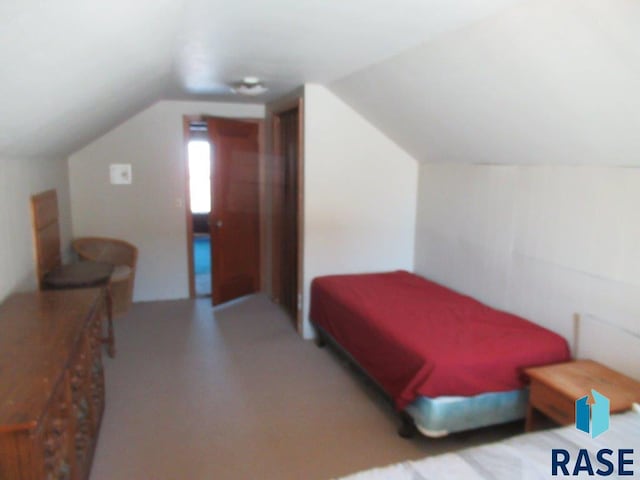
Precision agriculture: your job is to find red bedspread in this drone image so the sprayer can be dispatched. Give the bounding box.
[310,271,570,409]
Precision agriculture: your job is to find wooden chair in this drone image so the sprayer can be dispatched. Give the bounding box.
[72,237,138,316]
[30,189,116,357]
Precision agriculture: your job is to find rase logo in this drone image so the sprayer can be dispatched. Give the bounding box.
[576,389,610,439]
[552,390,635,477]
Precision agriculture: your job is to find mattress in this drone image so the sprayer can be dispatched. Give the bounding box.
[338,407,640,480]
[315,320,530,437]
[406,388,529,437]
[310,270,570,409]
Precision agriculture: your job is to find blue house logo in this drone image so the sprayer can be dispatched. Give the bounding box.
[575,389,610,438]
[552,390,633,475]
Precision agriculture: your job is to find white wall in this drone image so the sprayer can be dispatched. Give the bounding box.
[331,0,640,167]
[0,156,71,301]
[414,164,640,378]
[328,0,640,377]
[303,84,418,338]
[68,100,265,302]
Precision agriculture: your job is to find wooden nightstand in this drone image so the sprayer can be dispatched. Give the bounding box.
[524,359,640,432]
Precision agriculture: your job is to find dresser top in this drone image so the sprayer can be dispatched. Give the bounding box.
[0,288,101,431]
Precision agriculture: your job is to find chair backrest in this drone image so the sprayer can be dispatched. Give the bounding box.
[30,189,62,287]
[72,237,138,268]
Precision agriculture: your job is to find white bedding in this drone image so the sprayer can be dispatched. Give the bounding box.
[338,407,640,480]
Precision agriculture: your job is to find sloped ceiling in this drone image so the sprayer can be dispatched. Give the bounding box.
[0,0,182,158]
[0,0,524,158]
[331,0,640,166]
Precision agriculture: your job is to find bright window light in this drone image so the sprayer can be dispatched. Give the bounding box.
[188,140,211,214]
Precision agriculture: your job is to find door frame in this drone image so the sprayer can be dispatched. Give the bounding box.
[267,96,305,333]
[182,114,265,299]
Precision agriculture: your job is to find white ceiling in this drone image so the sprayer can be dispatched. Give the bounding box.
[168,0,525,99]
[0,0,523,158]
[331,0,640,166]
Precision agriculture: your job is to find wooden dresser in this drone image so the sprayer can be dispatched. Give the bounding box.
[0,288,106,480]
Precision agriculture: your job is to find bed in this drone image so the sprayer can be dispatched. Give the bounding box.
[338,406,640,479]
[310,270,571,437]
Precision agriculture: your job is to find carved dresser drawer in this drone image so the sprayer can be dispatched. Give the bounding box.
[0,289,106,480]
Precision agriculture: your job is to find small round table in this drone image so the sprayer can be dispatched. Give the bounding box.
[43,261,116,357]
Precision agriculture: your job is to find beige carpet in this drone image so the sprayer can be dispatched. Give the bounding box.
[90,294,523,480]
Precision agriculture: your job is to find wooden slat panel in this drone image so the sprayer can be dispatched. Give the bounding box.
[36,223,61,275]
[30,190,58,230]
[30,189,61,283]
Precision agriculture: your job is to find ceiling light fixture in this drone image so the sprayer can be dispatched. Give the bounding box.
[231,76,268,96]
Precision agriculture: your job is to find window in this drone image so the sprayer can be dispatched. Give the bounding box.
[188,140,211,214]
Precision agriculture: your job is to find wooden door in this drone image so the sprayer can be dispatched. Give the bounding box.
[271,105,302,325]
[207,118,261,305]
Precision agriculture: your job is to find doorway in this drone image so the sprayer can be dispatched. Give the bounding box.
[186,121,212,297]
[270,99,304,330]
[184,116,262,305]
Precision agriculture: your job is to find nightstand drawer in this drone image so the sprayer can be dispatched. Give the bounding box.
[530,381,574,425]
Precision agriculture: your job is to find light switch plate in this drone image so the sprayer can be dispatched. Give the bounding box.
[110,164,132,185]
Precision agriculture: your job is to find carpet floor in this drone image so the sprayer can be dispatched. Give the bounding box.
[193,236,212,296]
[90,294,523,480]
